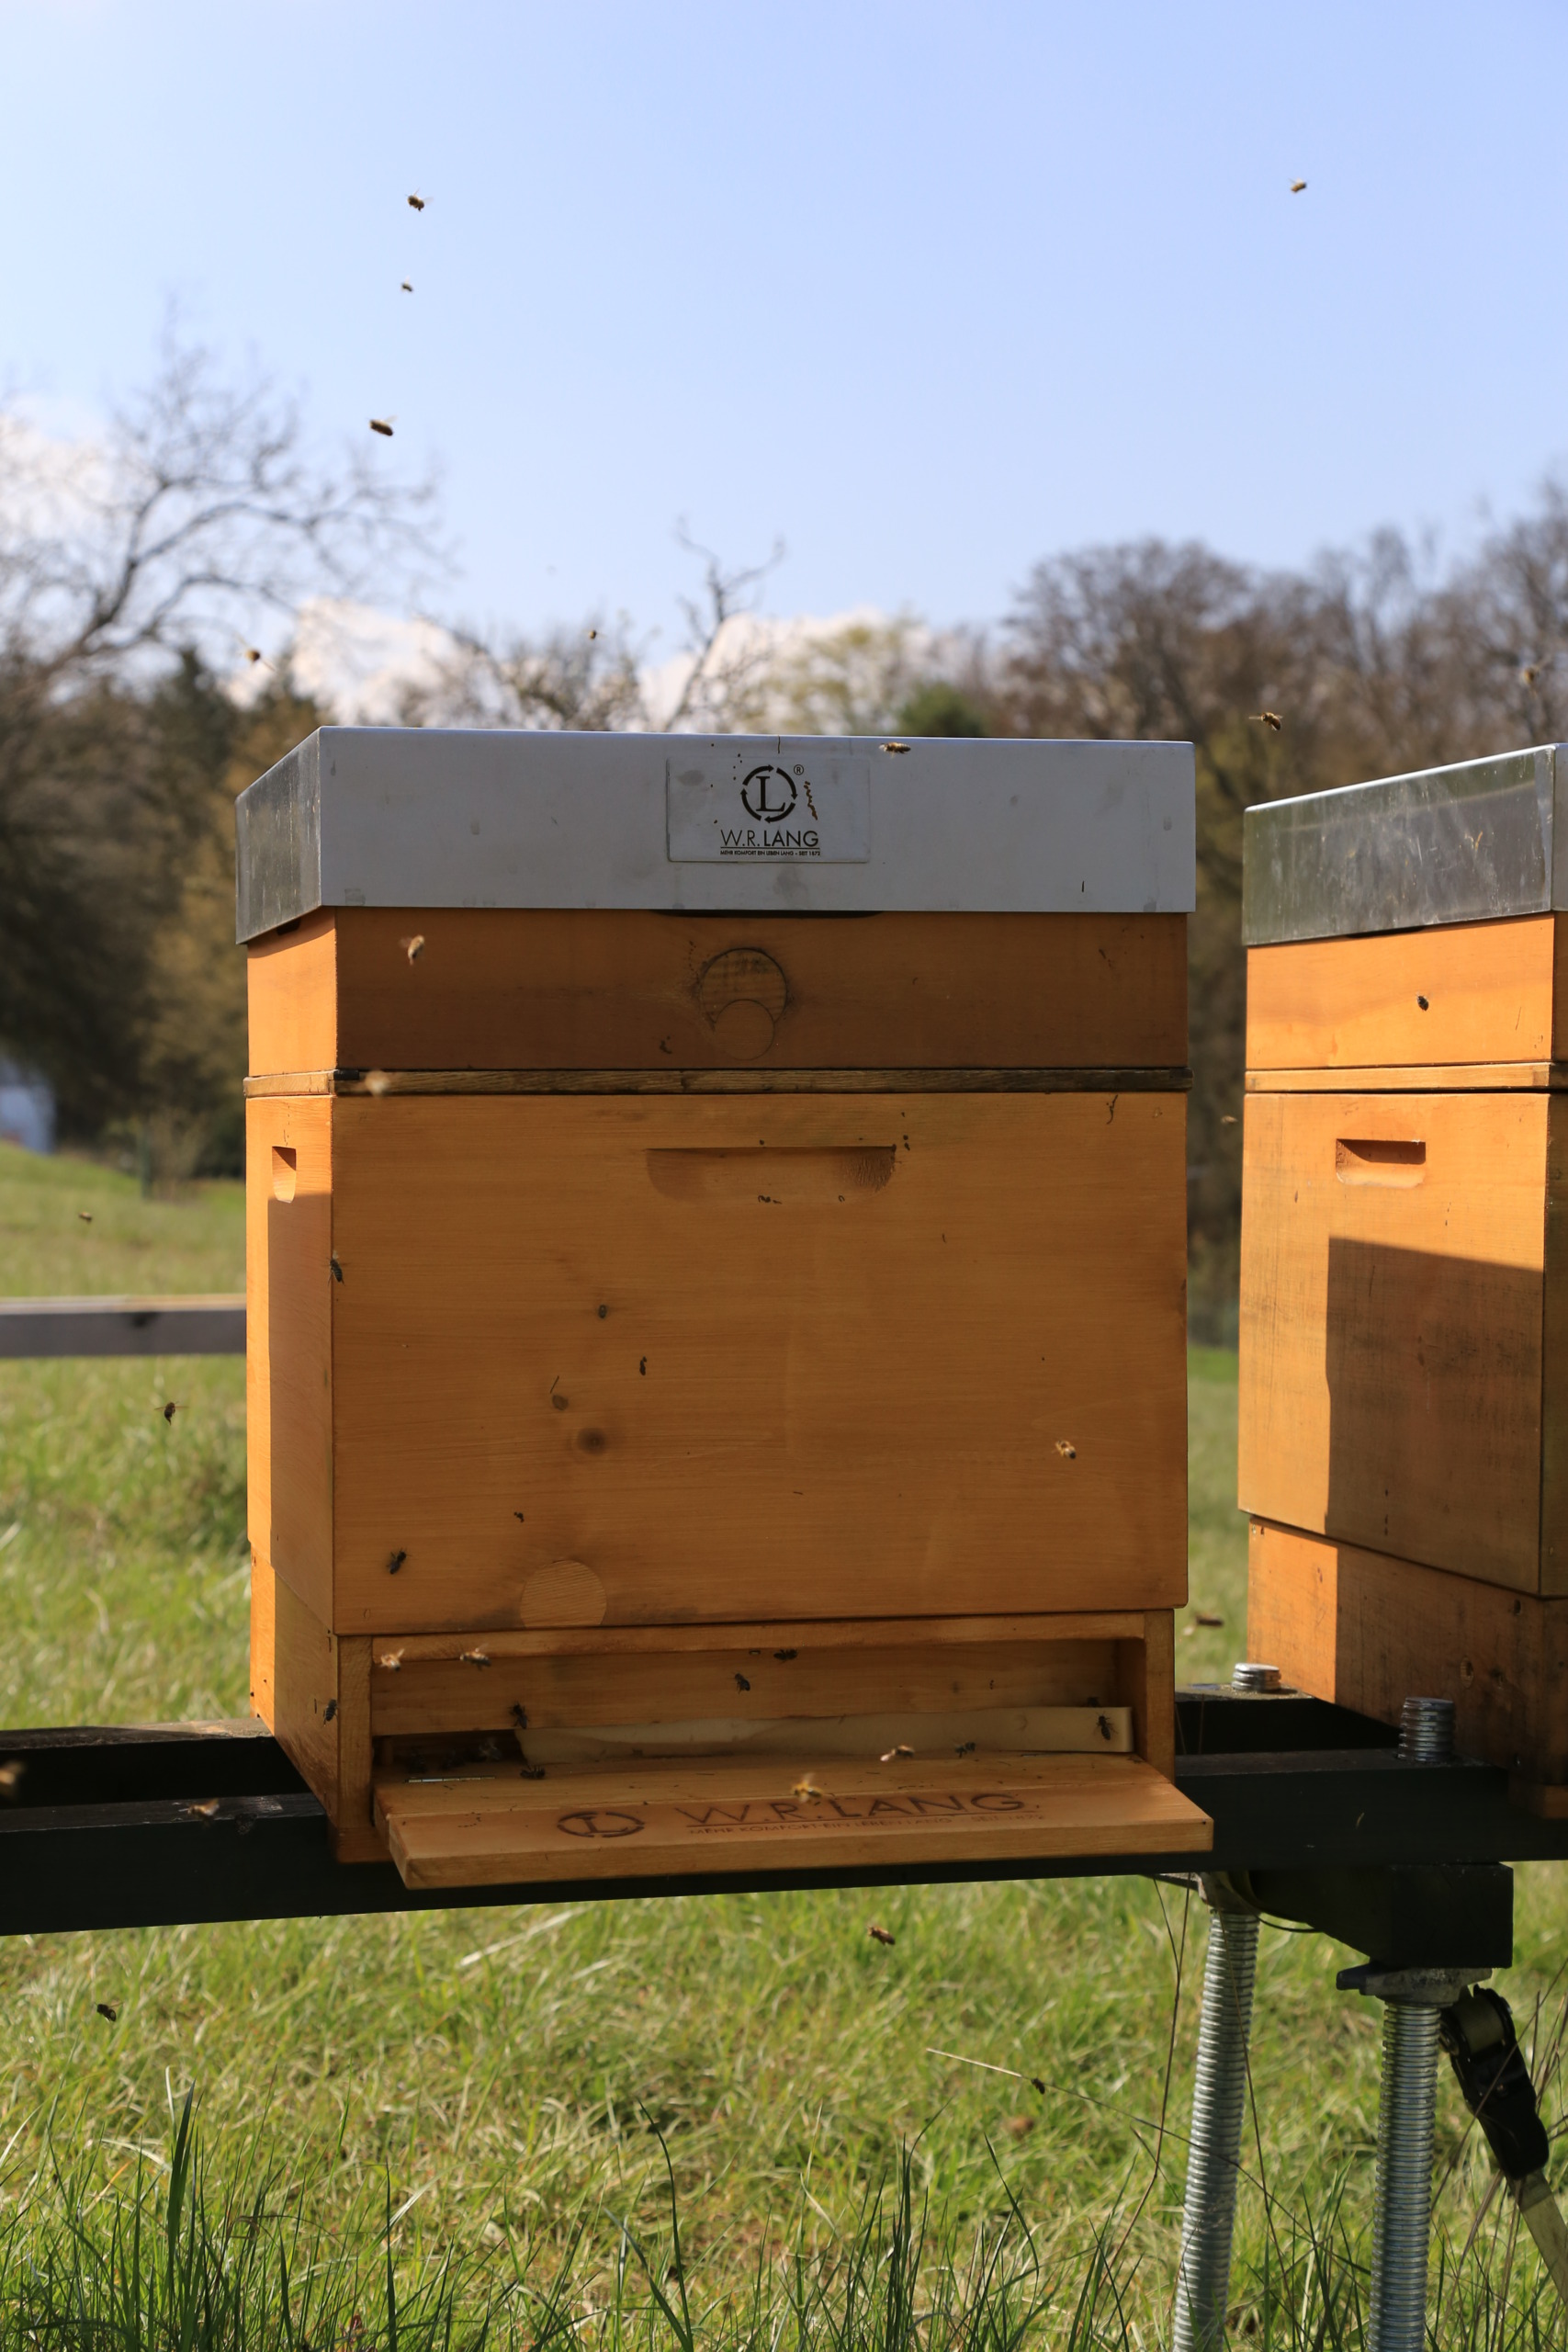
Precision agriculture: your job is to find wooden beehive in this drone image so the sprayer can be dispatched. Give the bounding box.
[1240,744,1568,1802]
[242,728,1209,1883]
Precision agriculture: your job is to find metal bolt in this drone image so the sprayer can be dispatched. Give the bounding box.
[1398,1698,1454,1762]
[1232,1662,1281,1692]
[1174,1891,1260,2352]
[1368,2001,1441,2352]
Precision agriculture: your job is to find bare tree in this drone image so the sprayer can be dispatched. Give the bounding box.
[0,322,434,687]
[0,328,434,1138]
[400,614,645,732]
[657,523,785,732]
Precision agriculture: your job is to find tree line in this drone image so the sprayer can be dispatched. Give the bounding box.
[5,340,1566,1319]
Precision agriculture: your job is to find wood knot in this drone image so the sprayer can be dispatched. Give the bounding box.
[697,948,788,1060]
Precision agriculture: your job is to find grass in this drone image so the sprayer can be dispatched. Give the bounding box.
[0,1141,1560,2346]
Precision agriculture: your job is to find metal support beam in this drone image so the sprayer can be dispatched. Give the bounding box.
[0,1296,245,1357]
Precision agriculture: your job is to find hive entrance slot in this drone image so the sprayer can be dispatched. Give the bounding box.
[1335,1137,1426,1187]
[645,1146,897,1204]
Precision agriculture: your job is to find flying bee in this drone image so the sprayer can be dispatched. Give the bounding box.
[400,933,425,963]
[364,1069,392,1096]
[322,1700,338,1723]
[243,647,270,668]
[408,192,425,210]
[1250,710,1283,732]
[459,1647,492,1667]
[880,741,910,754]
[1055,1439,1077,1459]
[378,1649,405,1672]
[587,628,597,640]
[185,1798,220,1819]
[879,1744,914,1762]
[954,1740,976,1757]
[162,1402,177,1424]
[369,418,395,437]
[735,1672,750,1691]
[96,2001,119,2022]
[1523,664,1541,685]
[867,1922,896,1947]
[0,1759,25,1797]
[388,1549,407,1576]
[400,280,413,293]
[791,1775,824,1804]
[511,1702,528,1730]
[1290,179,1307,193]
[77,1211,92,1223]
[1097,1713,1114,1742]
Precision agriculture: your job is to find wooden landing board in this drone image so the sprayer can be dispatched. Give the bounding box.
[373,1750,1212,1888]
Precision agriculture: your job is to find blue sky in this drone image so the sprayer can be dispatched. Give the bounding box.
[4,0,1565,652]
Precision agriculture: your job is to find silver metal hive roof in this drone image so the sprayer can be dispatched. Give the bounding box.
[233,728,1196,941]
[1242,745,1568,945]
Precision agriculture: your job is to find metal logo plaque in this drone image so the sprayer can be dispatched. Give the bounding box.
[666,747,872,864]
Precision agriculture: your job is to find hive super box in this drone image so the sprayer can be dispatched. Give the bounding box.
[240,729,1210,1884]
[1241,745,1568,1800]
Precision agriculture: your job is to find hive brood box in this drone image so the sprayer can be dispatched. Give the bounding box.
[241,728,1209,1884]
[1240,746,1568,1802]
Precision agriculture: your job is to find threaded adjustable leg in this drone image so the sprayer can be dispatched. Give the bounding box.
[1174,1898,1260,2352]
[1367,2001,1441,2352]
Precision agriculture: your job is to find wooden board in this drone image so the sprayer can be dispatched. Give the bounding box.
[248,909,1188,1078]
[517,1706,1134,1764]
[245,1097,334,1622]
[1237,1090,1549,1590]
[1247,917,1562,1074]
[1247,1064,1567,1093]
[1247,1517,1568,1784]
[300,1091,1187,1631]
[373,1748,1212,1888]
[369,1633,1122,1737]
[247,1066,1191,1099]
[250,1558,378,1860]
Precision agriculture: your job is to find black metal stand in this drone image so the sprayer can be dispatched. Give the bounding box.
[0,1689,1558,1936]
